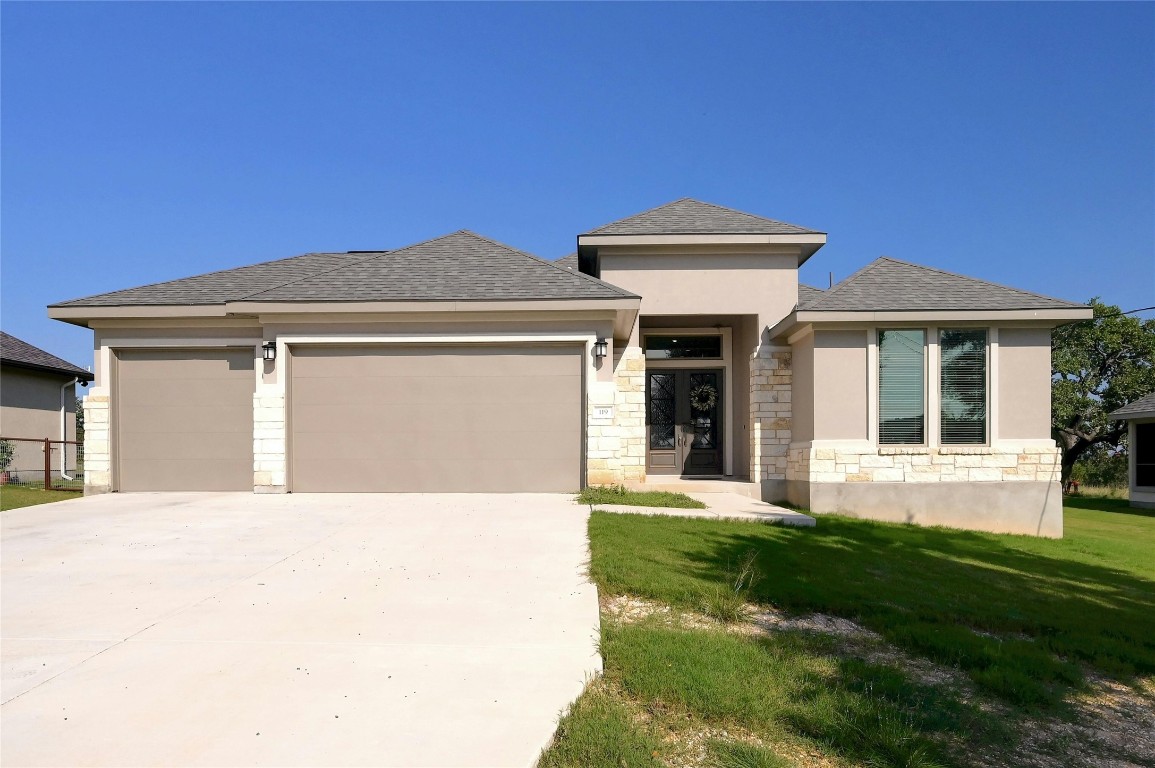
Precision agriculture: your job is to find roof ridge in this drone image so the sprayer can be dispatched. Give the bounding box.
[690,198,813,230]
[871,256,1087,308]
[234,251,389,301]
[463,231,639,299]
[584,198,690,234]
[235,231,484,302]
[803,258,885,310]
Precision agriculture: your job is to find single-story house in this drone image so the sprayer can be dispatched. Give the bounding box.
[1107,393,1155,509]
[0,331,94,478]
[49,199,1091,536]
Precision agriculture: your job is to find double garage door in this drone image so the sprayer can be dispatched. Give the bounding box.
[115,345,582,492]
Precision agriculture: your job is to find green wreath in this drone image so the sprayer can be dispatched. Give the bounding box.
[689,383,717,411]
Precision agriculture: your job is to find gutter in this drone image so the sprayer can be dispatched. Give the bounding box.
[59,377,85,480]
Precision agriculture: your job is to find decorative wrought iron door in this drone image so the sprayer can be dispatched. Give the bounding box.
[645,369,722,475]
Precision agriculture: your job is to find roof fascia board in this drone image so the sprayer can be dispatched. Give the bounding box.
[794,309,1093,323]
[578,233,827,247]
[593,243,802,258]
[48,305,229,327]
[88,317,261,329]
[0,359,94,381]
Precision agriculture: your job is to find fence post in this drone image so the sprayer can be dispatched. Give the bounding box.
[44,438,52,491]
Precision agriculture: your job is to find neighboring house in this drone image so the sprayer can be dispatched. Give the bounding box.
[1107,393,1155,509]
[0,331,94,478]
[48,199,1090,536]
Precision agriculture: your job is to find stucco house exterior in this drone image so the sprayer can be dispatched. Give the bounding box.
[49,199,1090,536]
[0,331,94,478]
[1107,393,1155,509]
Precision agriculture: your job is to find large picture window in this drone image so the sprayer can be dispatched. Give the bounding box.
[939,329,988,445]
[878,329,926,444]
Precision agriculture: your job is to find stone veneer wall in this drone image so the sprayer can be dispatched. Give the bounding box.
[787,444,1061,485]
[253,388,287,492]
[81,390,111,494]
[588,345,646,487]
[749,347,792,486]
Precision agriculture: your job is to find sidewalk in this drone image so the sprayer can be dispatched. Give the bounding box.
[593,492,816,527]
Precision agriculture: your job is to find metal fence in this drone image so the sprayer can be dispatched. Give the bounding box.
[0,437,84,492]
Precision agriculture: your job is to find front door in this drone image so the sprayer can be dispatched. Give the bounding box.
[646,369,723,476]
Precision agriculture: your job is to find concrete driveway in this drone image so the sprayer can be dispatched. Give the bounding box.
[1,493,600,767]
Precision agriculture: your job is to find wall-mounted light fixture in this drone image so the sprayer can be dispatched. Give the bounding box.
[594,337,608,360]
[262,341,277,361]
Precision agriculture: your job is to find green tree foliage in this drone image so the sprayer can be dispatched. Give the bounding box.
[1052,299,1155,484]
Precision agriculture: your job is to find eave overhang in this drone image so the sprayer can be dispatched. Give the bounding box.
[0,359,94,382]
[766,306,1094,342]
[48,297,643,343]
[577,232,827,266]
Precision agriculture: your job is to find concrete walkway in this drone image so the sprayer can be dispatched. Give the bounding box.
[595,492,816,526]
[1,493,600,767]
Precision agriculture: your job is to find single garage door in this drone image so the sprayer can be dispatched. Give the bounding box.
[115,348,254,491]
[290,344,582,492]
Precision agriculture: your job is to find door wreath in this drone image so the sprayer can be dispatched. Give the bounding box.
[689,383,717,411]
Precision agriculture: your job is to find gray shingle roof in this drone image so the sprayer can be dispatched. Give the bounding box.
[555,253,579,270]
[800,257,1087,312]
[52,252,366,307]
[1108,393,1155,420]
[0,332,93,379]
[798,284,824,306]
[53,232,636,308]
[583,198,822,236]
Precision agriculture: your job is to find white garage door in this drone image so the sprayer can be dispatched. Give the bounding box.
[289,344,583,492]
[115,348,254,491]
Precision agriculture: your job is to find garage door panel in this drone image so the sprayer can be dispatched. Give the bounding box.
[119,379,253,408]
[293,401,579,444]
[290,374,579,408]
[294,458,576,493]
[119,405,253,433]
[290,345,581,492]
[117,349,253,492]
[120,432,254,460]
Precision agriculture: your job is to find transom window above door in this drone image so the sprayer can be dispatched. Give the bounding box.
[644,335,722,360]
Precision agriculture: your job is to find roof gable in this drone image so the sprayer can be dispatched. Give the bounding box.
[583,198,821,236]
[803,257,1087,312]
[0,332,93,379]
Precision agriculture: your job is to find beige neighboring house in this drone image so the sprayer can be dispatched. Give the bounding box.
[1107,393,1155,509]
[0,331,94,479]
[48,199,1091,536]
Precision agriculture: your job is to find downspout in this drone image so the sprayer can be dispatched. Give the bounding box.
[60,377,79,480]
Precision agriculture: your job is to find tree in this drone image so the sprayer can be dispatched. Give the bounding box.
[1052,298,1155,485]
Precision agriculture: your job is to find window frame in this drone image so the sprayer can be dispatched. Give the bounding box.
[871,325,993,449]
[1134,420,1155,489]
[876,327,928,446]
[938,328,990,447]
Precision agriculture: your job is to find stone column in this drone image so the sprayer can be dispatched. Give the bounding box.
[81,390,111,494]
[749,346,792,493]
[253,388,287,493]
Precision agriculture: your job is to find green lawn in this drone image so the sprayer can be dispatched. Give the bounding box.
[577,485,706,509]
[542,498,1155,767]
[0,485,82,511]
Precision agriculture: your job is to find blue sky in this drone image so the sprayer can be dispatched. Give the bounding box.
[3,2,1152,369]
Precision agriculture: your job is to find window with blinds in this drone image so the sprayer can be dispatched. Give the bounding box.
[878,329,925,444]
[940,329,988,445]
